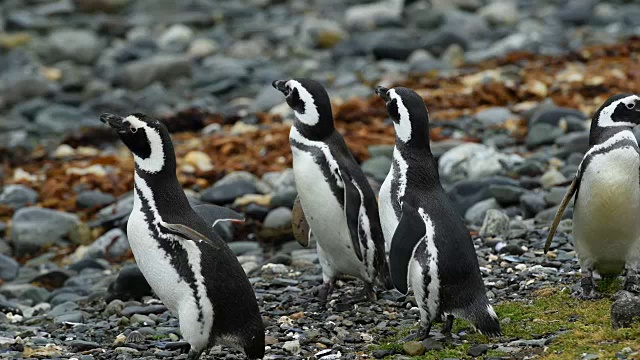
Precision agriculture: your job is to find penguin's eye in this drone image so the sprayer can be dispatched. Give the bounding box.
[626,102,634,110]
[130,126,138,133]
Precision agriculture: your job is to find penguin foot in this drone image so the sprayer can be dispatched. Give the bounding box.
[401,324,431,342]
[125,330,144,343]
[317,280,336,303]
[186,349,203,360]
[441,315,455,337]
[362,282,377,302]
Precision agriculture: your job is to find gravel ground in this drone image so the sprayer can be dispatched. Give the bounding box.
[3,0,640,359]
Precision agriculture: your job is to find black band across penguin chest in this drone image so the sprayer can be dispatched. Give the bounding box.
[290,138,345,208]
[135,184,206,325]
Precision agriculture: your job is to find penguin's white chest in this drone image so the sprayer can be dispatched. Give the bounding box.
[573,147,640,273]
[291,148,369,280]
[379,168,398,253]
[127,186,213,351]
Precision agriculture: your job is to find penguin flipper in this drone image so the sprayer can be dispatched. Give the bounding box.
[193,204,245,227]
[159,222,216,247]
[389,205,426,295]
[543,174,579,253]
[342,173,365,261]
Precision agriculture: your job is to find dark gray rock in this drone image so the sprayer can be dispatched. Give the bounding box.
[0,184,38,209]
[474,107,514,126]
[85,228,130,260]
[39,29,101,65]
[611,290,640,329]
[489,184,526,206]
[362,156,392,182]
[11,207,81,257]
[0,254,19,281]
[270,187,297,209]
[263,207,293,230]
[526,123,564,148]
[114,55,192,90]
[529,104,586,129]
[34,105,85,134]
[76,190,116,209]
[201,180,258,205]
[106,264,152,302]
[446,177,519,214]
[467,344,490,357]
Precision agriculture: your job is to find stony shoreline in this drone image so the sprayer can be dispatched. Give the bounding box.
[3,0,640,359]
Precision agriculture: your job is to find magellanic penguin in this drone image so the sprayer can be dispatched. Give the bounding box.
[545,94,640,298]
[375,86,501,339]
[100,113,264,359]
[272,78,392,301]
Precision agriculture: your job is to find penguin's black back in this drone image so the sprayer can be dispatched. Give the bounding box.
[401,149,487,312]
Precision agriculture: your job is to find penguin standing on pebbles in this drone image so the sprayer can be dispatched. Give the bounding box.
[545,94,640,298]
[100,113,264,359]
[375,86,501,339]
[272,78,392,302]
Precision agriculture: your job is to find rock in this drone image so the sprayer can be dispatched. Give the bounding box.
[520,193,548,217]
[270,187,297,209]
[611,291,640,329]
[403,341,426,356]
[40,29,101,64]
[283,340,301,354]
[422,338,444,351]
[0,185,38,209]
[362,156,392,182]
[254,85,286,113]
[474,107,515,126]
[528,104,586,130]
[68,340,100,351]
[76,190,115,209]
[0,284,50,303]
[468,344,490,357]
[0,254,19,281]
[557,0,597,25]
[73,0,131,13]
[489,184,525,206]
[187,38,219,58]
[263,207,293,230]
[105,264,152,302]
[114,55,192,90]
[11,207,81,257]
[158,24,193,51]
[526,123,564,148]
[479,209,510,238]
[184,151,214,172]
[540,169,567,189]
[465,198,501,225]
[34,105,85,134]
[301,18,346,49]
[84,228,130,260]
[447,177,519,214]
[345,0,404,29]
[201,180,258,205]
[439,143,522,182]
[478,0,519,26]
[466,32,537,63]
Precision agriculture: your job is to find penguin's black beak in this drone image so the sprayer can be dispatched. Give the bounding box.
[375,86,391,103]
[272,80,289,96]
[100,113,125,130]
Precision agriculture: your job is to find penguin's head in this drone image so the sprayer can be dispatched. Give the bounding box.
[595,94,640,127]
[590,94,640,144]
[272,78,334,138]
[375,86,430,147]
[100,112,174,174]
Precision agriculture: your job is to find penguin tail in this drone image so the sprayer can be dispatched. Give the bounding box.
[460,300,502,337]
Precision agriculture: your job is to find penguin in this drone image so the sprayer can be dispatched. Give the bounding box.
[272,78,392,301]
[545,94,640,298]
[374,86,501,339]
[100,113,264,359]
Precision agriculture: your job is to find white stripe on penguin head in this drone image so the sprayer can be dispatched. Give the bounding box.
[597,95,640,128]
[288,80,320,126]
[389,89,412,143]
[124,115,165,174]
